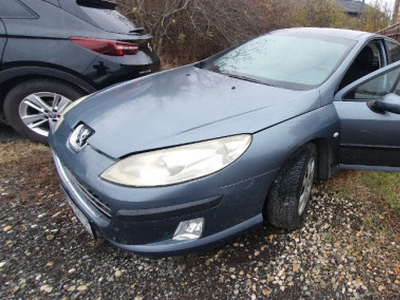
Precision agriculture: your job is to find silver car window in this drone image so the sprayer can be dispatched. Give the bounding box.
[344,67,400,100]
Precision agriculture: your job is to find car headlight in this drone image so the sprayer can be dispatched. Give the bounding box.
[54,94,91,132]
[100,134,252,187]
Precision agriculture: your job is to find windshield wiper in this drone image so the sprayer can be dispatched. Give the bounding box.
[227,74,267,85]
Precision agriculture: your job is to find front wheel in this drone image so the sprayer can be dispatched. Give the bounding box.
[3,79,86,144]
[265,143,317,230]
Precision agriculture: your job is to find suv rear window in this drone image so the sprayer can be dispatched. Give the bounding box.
[79,5,137,33]
[0,0,37,19]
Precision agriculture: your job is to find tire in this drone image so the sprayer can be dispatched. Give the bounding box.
[265,143,317,230]
[3,79,86,143]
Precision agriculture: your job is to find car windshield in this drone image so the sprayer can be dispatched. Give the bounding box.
[208,33,355,90]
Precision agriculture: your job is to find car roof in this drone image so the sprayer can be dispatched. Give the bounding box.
[272,27,378,41]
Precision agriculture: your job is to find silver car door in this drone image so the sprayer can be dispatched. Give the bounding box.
[334,60,400,171]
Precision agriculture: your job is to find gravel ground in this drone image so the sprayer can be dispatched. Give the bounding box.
[1,141,400,299]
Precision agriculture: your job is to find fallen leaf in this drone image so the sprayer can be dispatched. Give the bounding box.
[394,267,400,275]
[262,289,271,296]
[293,261,301,273]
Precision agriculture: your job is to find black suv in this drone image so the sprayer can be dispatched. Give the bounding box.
[0,0,160,143]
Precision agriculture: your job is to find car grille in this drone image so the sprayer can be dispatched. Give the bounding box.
[53,153,112,220]
[69,173,112,219]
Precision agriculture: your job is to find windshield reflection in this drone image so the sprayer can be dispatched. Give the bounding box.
[208,34,355,90]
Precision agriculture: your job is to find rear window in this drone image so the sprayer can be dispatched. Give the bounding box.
[0,0,37,19]
[79,5,137,33]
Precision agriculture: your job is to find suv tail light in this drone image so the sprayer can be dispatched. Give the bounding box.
[70,37,139,56]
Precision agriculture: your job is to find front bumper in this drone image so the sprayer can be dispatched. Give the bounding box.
[49,115,281,256]
[51,149,274,256]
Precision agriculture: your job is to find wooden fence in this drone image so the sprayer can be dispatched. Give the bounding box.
[377,22,400,42]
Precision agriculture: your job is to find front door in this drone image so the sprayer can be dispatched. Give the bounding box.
[334,61,400,171]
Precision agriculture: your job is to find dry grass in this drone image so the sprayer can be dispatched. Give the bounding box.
[323,169,400,243]
[322,169,372,201]
[0,141,49,165]
[160,59,180,71]
[0,141,62,208]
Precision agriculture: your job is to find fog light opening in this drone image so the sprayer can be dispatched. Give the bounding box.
[172,218,204,241]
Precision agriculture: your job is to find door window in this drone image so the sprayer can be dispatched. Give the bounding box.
[343,67,400,101]
[339,41,384,89]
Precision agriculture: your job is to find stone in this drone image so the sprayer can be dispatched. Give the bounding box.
[68,268,76,274]
[115,270,122,278]
[77,284,88,291]
[40,285,53,293]
[3,226,12,232]
[67,286,76,292]
[293,261,301,273]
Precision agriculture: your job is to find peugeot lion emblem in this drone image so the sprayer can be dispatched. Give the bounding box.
[69,124,94,152]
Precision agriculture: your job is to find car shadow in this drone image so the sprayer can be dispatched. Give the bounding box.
[0,123,25,143]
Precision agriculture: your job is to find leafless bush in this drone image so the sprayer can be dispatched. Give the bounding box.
[116,0,388,65]
[117,0,267,63]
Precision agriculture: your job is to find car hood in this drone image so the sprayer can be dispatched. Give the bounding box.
[65,65,320,158]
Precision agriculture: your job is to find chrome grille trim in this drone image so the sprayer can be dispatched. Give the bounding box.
[71,175,112,218]
[52,153,112,220]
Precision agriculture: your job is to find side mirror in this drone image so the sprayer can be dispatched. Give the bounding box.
[367,93,400,114]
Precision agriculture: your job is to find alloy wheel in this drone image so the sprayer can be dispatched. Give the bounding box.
[298,156,315,216]
[18,92,73,137]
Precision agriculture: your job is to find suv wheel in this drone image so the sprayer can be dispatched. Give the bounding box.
[4,79,86,143]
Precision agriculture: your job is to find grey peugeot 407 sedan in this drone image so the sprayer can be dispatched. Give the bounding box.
[50,27,400,256]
